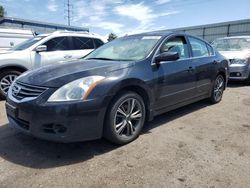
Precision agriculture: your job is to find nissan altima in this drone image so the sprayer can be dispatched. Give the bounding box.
[5,32,229,145]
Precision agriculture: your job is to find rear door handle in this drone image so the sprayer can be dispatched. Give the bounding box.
[187,66,194,72]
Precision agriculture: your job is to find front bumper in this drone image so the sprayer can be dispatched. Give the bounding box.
[5,89,110,143]
[229,64,250,80]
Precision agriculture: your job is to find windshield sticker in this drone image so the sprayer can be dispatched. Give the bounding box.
[142,36,161,40]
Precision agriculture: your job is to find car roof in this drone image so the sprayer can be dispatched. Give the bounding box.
[125,31,177,38]
[36,31,104,40]
[121,31,213,45]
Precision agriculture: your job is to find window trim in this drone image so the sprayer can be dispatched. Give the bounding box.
[71,36,95,50]
[151,34,192,65]
[157,35,191,60]
[93,38,104,49]
[187,36,213,58]
[151,34,216,65]
[40,36,72,52]
[188,36,210,58]
[206,43,215,56]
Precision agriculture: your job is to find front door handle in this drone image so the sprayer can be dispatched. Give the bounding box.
[64,55,72,59]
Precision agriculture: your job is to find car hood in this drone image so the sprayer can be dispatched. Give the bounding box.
[0,50,13,55]
[0,50,26,60]
[17,59,133,87]
[218,50,250,59]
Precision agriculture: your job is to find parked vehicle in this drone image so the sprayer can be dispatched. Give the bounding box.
[5,32,229,145]
[0,28,34,52]
[212,36,250,84]
[0,31,105,99]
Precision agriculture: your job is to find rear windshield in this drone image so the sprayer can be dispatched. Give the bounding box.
[212,38,250,51]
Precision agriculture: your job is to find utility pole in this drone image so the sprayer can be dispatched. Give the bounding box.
[64,0,73,26]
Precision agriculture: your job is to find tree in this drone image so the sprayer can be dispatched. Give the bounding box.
[108,33,117,42]
[0,6,5,18]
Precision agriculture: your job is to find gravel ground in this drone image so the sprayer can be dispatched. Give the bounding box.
[0,83,250,188]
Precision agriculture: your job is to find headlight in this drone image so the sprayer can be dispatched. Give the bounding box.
[230,59,247,65]
[48,76,105,102]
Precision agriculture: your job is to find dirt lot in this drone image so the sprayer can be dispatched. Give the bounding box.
[0,83,250,188]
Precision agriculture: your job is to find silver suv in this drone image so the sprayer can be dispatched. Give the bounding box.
[0,31,105,99]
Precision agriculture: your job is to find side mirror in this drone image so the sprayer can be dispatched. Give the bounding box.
[35,45,47,52]
[155,52,179,64]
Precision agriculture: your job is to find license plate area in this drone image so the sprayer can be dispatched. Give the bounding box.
[5,102,18,117]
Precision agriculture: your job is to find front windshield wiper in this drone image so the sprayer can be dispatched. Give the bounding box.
[85,57,116,61]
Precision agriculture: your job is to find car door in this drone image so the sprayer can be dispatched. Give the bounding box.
[71,36,95,59]
[30,36,73,69]
[187,36,215,96]
[153,35,196,111]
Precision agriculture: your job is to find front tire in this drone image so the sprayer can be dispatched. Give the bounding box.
[209,74,225,104]
[104,91,146,145]
[0,70,21,99]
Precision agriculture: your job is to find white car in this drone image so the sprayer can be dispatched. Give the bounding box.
[0,31,105,99]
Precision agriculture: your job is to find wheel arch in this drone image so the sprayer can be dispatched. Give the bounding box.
[217,69,227,90]
[0,64,28,74]
[103,78,155,128]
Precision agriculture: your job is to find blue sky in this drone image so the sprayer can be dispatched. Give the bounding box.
[0,0,249,37]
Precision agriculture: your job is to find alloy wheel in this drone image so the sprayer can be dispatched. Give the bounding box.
[213,76,224,102]
[114,98,143,137]
[0,74,18,94]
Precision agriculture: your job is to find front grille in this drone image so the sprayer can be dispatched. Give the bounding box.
[12,81,48,100]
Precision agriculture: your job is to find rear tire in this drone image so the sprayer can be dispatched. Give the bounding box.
[0,70,21,100]
[245,74,250,85]
[104,91,146,145]
[209,74,225,104]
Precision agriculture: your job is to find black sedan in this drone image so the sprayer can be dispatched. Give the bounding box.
[5,32,229,145]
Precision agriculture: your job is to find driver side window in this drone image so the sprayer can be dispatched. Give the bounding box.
[160,36,189,59]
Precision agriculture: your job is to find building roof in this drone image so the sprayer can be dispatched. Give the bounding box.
[0,17,89,32]
[161,19,250,32]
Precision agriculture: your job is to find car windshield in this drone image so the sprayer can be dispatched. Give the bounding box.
[212,38,250,51]
[10,36,45,51]
[85,35,162,61]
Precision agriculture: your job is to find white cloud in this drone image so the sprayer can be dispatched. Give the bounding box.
[75,0,125,34]
[113,3,179,35]
[114,3,153,24]
[74,0,123,22]
[156,0,172,5]
[47,0,58,12]
[72,0,179,36]
[92,21,124,34]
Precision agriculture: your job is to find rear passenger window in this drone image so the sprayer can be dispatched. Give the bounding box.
[43,37,71,51]
[207,44,215,56]
[72,37,94,50]
[189,37,209,57]
[94,39,104,48]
